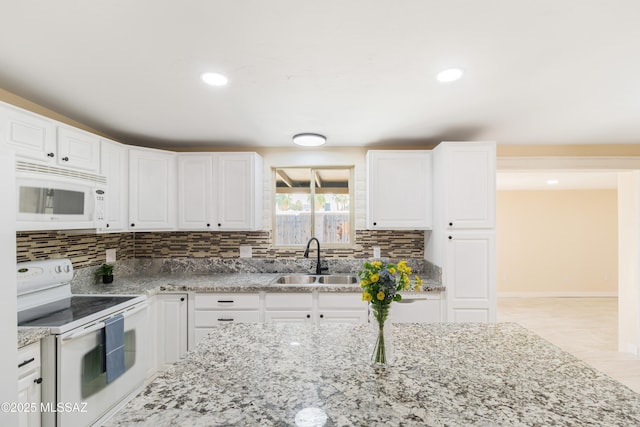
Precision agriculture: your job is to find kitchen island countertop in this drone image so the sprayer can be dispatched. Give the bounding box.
[105,322,640,426]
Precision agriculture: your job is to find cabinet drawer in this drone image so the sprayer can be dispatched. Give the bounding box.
[318,292,364,309]
[195,310,260,326]
[195,293,260,310]
[265,293,313,309]
[17,342,40,376]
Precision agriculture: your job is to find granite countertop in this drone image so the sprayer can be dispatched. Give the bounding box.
[17,327,49,349]
[70,273,443,296]
[105,322,640,426]
[18,273,445,347]
[19,272,442,348]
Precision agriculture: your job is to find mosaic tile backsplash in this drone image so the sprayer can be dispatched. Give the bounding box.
[17,229,425,269]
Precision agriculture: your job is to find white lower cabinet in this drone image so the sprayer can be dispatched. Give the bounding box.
[317,293,368,324]
[157,294,188,367]
[392,293,443,323]
[189,290,441,345]
[265,293,314,323]
[445,232,496,323]
[17,342,41,427]
[193,293,261,344]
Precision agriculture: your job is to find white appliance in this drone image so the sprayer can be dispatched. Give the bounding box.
[16,160,107,231]
[17,259,148,427]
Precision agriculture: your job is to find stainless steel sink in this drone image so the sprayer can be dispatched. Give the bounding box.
[317,275,358,285]
[272,274,358,285]
[274,275,318,284]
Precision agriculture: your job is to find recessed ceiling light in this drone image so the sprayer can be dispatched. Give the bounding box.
[201,72,228,86]
[436,68,464,83]
[292,133,326,147]
[547,179,559,185]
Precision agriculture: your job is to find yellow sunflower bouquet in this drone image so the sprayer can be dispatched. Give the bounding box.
[358,260,423,366]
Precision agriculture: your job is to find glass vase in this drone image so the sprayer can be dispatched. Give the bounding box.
[369,302,394,367]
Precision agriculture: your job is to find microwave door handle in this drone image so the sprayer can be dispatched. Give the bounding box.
[62,321,106,341]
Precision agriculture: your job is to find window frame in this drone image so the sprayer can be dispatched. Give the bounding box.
[272,165,355,248]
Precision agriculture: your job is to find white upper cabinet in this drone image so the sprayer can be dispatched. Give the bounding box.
[438,142,496,229]
[99,139,128,232]
[366,150,432,229]
[0,103,56,163]
[177,152,263,231]
[177,154,215,230]
[217,152,263,230]
[56,126,100,172]
[129,147,176,231]
[0,103,100,172]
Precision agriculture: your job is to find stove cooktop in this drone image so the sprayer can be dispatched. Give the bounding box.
[18,295,138,329]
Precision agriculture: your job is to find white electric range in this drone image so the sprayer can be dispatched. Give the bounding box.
[17,259,149,427]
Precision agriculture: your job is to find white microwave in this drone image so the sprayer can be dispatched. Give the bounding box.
[16,160,107,231]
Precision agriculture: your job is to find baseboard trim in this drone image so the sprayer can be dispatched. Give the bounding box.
[497,291,618,298]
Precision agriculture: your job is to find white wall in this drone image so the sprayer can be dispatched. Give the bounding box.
[496,189,618,296]
[0,150,17,426]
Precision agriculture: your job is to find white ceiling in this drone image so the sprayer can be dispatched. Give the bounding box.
[1,1,639,149]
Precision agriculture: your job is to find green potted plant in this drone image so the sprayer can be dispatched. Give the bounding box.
[96,263,114,284]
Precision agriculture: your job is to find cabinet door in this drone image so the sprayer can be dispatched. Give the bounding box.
[177,154,214,230]
[442,142,496,229]
[392,294,442,323]
[56,126,100,172]
[157,294,188,366]
[0,104,56,163]
[18,369,41,427]
[445,232,496,323]
[17,342,41,427]
[129,148,176,230]
[264,311,313,323]
[264,293,313,323]
[317,293,368,324]
[99,139,128,232]
[216,152,263,230]
[317,311,367,323]
[367,150,432,229]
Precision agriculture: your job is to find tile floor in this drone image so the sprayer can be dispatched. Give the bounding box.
[497,297,640,393]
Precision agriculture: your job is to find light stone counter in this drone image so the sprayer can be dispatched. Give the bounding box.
[24,267,440,348]
[17,327,49,348]
[70,273,443,296]
[105,322,640,426]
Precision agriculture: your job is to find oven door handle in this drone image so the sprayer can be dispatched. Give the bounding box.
[61,302,148,342]
[62,321,106,341]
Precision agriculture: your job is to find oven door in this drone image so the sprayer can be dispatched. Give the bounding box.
[53,303,149,427]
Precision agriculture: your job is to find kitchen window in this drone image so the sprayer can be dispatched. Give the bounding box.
[274,166,353,246]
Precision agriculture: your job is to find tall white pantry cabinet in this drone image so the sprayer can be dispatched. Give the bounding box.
[426,141,496,323]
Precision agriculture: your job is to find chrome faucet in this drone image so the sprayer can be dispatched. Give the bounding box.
[304,237,328,275]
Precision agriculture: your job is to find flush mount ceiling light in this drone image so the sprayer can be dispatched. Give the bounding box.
[292,133,326,147]
[201,72,228,86]
[547,179,559,185]
[436,68,464,83]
